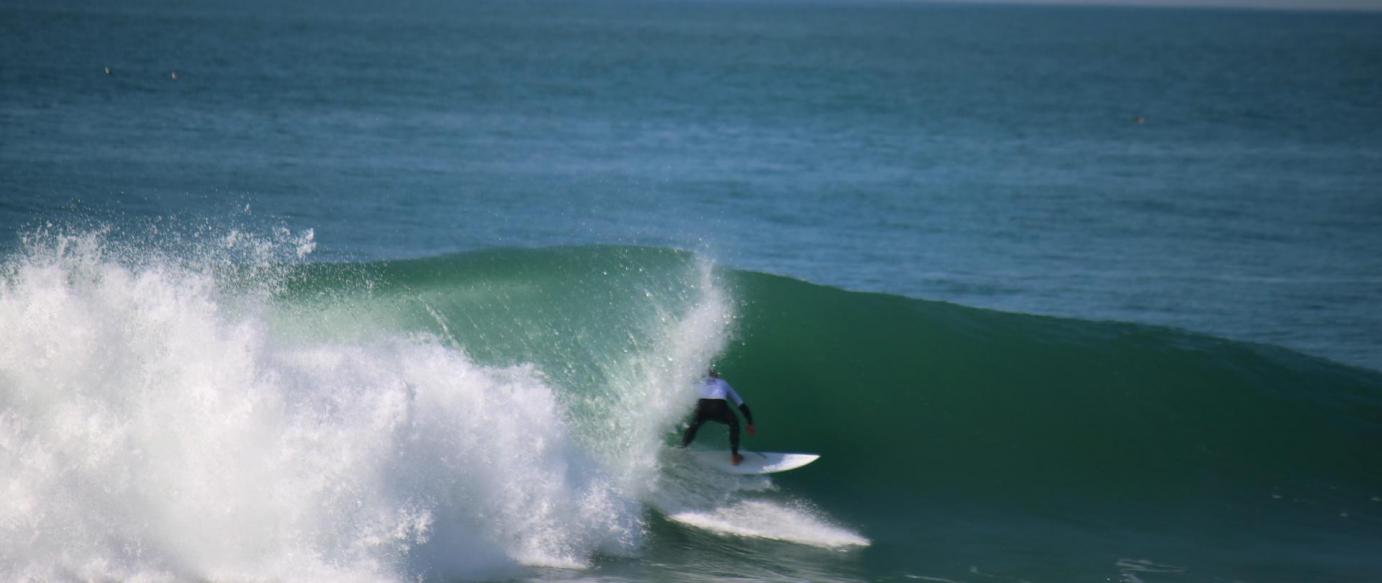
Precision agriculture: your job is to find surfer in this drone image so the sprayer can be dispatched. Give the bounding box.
[682,368,757,465]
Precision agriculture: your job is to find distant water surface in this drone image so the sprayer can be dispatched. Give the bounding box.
[4,0,1381,369]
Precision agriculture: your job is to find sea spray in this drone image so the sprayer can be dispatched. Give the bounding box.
[584,258,735,490]
[666,500,870,548]
[0,230,743,581]
[272,248,741,489]
[652,451,870,550]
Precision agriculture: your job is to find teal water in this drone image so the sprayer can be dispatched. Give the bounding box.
[5,0,1382,370]
[3,0,1382,581]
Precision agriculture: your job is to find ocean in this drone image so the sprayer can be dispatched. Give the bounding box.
[2,0,1381,581]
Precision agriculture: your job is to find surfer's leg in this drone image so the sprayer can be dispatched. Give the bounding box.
[727,416,741,454]
[681,400,713,447]
[681,417,706,447]
[717,406,743,464]
[707,401,741,454]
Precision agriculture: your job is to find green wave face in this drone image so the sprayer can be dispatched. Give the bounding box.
[272,245,1382,576]
[286,246,1382,508]
[281,246,711,386]
[724,271,1382,502]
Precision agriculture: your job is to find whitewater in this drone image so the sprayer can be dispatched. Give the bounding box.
[0,228,866,581]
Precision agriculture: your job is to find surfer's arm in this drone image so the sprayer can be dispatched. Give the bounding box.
[738,403,756,435]
[737,403,754,425]
[724,383,757,434]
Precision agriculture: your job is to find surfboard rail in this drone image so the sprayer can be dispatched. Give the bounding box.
[688,450,820,475]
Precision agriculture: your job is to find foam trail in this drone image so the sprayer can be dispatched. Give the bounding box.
[652,451,870,550]
[0,230,646,581]
[668,500,870,549]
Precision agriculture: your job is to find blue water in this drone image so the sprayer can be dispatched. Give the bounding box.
[3,0,1382,580]
[6,0,1381,371]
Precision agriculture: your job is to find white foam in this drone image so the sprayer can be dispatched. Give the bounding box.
[667,500,870,549]
[2,230,731,581]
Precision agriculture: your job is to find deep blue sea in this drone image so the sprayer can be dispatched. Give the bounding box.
[3,0,1381,581]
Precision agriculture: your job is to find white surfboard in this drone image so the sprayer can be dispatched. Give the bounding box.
[689,450,820,475]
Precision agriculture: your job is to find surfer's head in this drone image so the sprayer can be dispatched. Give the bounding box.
[707,367,720,378]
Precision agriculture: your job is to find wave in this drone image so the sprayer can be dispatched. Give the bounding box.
[4,227,1381,580]
[723,268,1382,510]
[0,231,728,580]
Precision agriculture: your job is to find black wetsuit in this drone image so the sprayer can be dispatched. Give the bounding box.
[682,398,755,454]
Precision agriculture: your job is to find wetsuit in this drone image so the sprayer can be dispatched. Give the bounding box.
[681,377,755,454]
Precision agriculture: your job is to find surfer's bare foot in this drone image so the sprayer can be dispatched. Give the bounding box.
[731,453,744,465]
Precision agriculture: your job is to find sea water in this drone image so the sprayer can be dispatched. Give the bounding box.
[3,0,1381,581]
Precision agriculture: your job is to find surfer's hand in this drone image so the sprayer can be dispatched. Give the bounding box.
[747,424,757,436]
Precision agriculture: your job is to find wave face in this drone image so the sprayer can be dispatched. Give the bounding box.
[4,232,1382,581]
[721,269,1382,579]
[727,270,1382,502]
